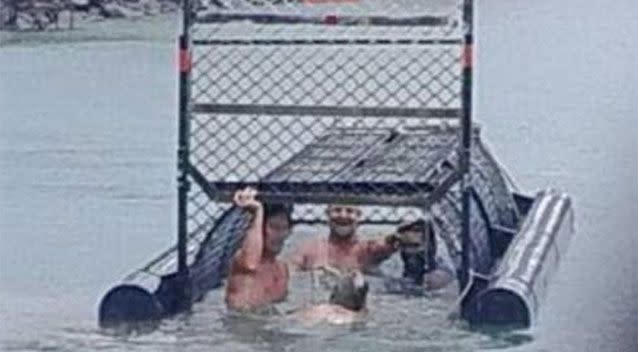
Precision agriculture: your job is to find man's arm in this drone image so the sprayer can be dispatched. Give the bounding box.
[232,188,264,271]
[361,235,400,266]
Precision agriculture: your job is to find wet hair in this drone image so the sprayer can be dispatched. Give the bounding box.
[262,203,294,223]
[329,272,369,311]
[261,203,294,240]
[399,219,438,285]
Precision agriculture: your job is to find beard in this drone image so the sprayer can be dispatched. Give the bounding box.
[331,223,356,238]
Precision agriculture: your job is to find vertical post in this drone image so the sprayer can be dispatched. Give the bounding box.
[66,1,74,30]
[459,0,474,291]
[176,0,192,309]
[69,0,74,30]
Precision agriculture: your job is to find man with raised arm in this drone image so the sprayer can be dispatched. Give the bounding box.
[225,188,294,311]
[289,204,402,272]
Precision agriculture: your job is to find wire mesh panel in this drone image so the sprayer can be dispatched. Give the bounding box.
[186,0,467,242]
[191,44,461,108]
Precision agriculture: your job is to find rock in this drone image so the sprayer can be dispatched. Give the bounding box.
[0,1,18,29]
[100,3,126,18]
[71,0,90,6]
[159,2,178,13]
[1,0,179,31]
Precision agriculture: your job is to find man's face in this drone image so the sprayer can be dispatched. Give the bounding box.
[398,229,428,255]
[327,205,361,239]
[264,213,291,255]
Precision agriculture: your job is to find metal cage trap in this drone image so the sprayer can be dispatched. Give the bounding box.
[185,0,470,245]
[98,0,575,331]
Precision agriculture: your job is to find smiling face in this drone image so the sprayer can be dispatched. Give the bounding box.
[263,213,291,255]
[326,204,362,239]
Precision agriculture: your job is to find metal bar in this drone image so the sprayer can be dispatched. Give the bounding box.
[295,219,407,226]
[192,104,461,119]
[188,162,461,209]
[188,162,218,202]
[175,0,193,310]
[188,163,426,207]
[421,170,463,210]
[491,224,518,236]
[459,0,474,292]
[192,38,464,46]
[195,12,450,27]
[68,1,73,30]
[214,190,428,207]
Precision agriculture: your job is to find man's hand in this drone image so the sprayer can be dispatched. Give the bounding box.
[231,187,264,271]
[384,233,402,249]
[233,187,262,212]
[395,220,429,247]
[386,228,424,251]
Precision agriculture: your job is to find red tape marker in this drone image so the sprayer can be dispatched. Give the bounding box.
[463,45,473,68]
[179,49,191,73]
[324,15,338,25]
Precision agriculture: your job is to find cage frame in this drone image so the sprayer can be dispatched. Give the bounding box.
[175,0,475,307]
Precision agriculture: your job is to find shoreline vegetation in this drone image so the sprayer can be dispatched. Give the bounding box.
[0,0,181,46]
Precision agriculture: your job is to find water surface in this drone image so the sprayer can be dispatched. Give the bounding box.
[1,0,637,351]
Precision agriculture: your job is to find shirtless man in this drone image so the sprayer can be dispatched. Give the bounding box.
[290,204,401,272]
[225,188,294,311]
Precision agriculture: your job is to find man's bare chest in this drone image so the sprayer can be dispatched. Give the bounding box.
[253,263,287,295]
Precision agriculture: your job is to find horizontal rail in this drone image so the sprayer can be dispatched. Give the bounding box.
[192,38,464,46]
[294,218,406,226]
[213,190,427,207]
[191,104,461,119]
[188,163,461,208]
[194,12,451,27]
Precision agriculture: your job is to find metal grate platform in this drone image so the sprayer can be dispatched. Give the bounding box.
[201,125,466,208]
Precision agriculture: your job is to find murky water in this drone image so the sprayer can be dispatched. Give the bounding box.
[1,0,637,351]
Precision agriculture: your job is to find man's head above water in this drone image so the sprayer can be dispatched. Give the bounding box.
[232,187,293,257]
[396,219,436,285]
[262,203,293,255]
[326,204,362,240]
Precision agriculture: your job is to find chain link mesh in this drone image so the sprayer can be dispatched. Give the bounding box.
[183,0,517,272]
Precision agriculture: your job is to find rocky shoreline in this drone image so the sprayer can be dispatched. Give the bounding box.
[1,0,180,31]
